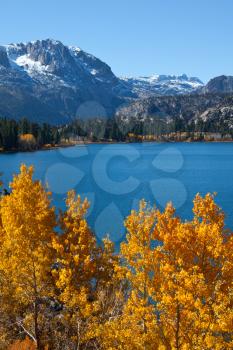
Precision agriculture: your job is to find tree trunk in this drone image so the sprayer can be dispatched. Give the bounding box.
[175,303,180,350]
[34,299,42,350]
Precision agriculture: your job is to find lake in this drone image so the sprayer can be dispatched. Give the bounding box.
[1,142,233,243]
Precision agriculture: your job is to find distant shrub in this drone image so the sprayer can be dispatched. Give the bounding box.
[18,134,37,151]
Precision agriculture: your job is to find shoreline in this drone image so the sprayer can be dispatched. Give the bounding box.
[1,139,233,154]
[0,142,76,154]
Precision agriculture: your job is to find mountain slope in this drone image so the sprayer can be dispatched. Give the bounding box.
[116,93,233,129]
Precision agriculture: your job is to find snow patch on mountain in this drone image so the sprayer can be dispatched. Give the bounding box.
[15,54,49,73]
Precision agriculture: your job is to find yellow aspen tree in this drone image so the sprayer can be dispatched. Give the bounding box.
[52,191,121,349]
[101,201,160,349]
[103,195,233,349]
[152,194,233,349]
[52,190,100,349]
[0,165,56,349]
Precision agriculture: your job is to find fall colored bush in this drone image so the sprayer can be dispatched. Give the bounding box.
[8,337,36,350]
[18,134,37,150]
[0,165,232,349]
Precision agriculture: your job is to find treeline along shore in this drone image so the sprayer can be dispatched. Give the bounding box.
[1,115,233,153]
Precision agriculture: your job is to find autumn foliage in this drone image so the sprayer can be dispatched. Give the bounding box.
[8,337,37,350]
[18,134,37,150]
[0,165,232,349]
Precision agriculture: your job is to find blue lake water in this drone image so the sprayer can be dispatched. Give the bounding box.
[1,142,233,243]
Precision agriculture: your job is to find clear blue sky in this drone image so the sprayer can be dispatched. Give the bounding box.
[1,0,232,82]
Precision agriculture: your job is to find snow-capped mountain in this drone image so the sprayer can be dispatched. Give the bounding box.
[0,39,204,123]
[0,39,131,123]
[121,74,204,97]
[4,40,126,89]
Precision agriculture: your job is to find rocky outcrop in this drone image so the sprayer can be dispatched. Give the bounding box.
[203,75,233,94]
